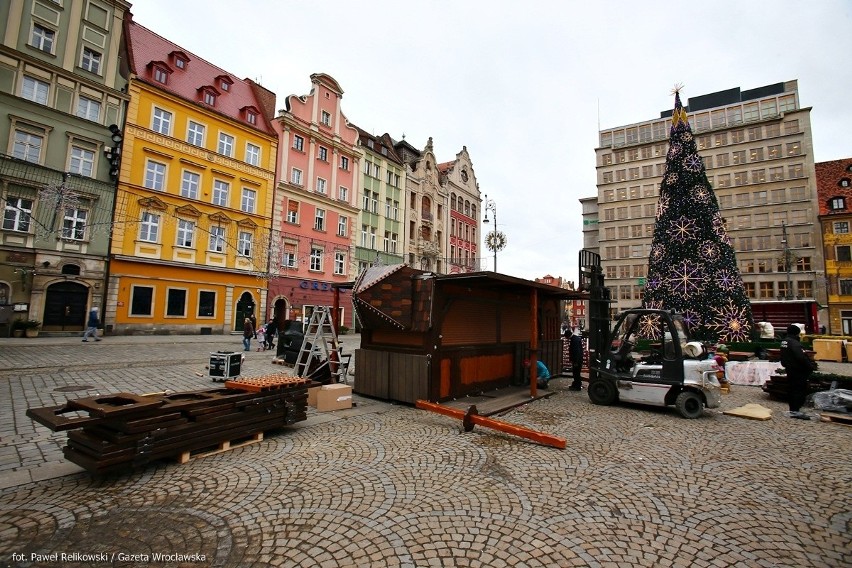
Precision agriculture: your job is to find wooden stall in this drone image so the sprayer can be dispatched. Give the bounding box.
[351,265,585,404]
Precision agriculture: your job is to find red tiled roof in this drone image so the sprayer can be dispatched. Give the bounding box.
[815,158,852,216]
[126,19,275,136]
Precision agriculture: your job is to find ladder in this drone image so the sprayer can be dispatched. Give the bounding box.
[294,306,348,384]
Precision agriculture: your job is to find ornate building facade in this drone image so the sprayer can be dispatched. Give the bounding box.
[268,73,361,328]
[107,18,278,334]
[0,0,131,334]
[441,146,480,273]
[816,158,852,334]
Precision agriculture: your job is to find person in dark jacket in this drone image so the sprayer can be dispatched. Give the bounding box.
[82,307,101,342]
[264,319,277,350]
[780,324,816,419]
[242,317,254,352]
[568,329,584,391]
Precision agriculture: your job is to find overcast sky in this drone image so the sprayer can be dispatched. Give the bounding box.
[129,0,852,284]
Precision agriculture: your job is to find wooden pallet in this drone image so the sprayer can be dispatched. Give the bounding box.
[819,412,852,426]
[178,432,263,464]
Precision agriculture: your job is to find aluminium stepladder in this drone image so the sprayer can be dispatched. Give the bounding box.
[293,306,350,384]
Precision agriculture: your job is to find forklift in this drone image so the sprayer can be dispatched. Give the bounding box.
[579,250,722,419]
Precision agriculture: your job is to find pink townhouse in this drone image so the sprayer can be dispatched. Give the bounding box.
[268,74,361,329]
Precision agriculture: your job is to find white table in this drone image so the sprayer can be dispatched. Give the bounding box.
[724,361,782,386]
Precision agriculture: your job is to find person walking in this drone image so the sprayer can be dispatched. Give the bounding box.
[569,329,584,391]
[81,307,101,342]
[242,317,254,352]
[264,319,277,351]
[255,324,266,352]
[780,324,816,419]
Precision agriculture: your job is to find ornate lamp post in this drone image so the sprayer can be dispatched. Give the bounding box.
[482,194,506,272]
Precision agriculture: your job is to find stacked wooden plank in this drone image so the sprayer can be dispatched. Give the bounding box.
[27,375,315,474]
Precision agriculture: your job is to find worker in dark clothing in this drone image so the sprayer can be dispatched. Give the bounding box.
[780,324,816,419]
[569,329,584,391]
[264,319,277,351]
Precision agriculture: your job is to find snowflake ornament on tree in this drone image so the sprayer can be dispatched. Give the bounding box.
[642,87,754,342]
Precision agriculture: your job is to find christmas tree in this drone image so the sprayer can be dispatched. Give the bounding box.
[642,88,754,343]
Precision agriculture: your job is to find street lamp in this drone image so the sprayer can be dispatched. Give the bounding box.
[482,194,506,272]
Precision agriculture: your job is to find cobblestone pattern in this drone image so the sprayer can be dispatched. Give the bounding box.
[0,337,850,567]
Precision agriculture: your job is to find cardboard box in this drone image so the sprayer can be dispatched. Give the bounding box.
[307,386,321,408]
[316,383,352,411]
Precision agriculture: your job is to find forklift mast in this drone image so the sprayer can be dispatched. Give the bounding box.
[579,250,612,381]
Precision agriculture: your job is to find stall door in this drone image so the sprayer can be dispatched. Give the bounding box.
[43,282,88,331]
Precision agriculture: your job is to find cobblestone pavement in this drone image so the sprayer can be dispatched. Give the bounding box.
[0,335,850,567]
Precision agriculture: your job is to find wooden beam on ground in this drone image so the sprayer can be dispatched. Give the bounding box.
[415,400,566,449]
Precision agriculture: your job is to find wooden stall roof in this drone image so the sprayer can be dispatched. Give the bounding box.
[350,266,588,333]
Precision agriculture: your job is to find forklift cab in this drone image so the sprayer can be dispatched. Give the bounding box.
[591,308,721,418]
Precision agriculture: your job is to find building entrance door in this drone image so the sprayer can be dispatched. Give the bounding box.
[43,282,88,331]
[235,292,255,332]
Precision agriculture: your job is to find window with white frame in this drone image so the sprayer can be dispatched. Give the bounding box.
[318,146,328,161]
[361,225,368,247]
[314,208,325,231]
[77,96,101,121]
[291,168,302,186]
[340,156,349,170]
[241,188,256,213]
[316,178,327,194]
[209,225,225,252]
[30,24,55,52]
[321,110,331,126]
[337,215,347,237]
[176,219,194,247]
[144,161,166,190]
[139,212,159,242]
[282,243,297,268]
[835,221,850,234]
[80,47,101,74]
[830,197,845,211]
[181,171,200,199]
[69,146,95,177]
[334,251,345,275]
[212,180,229,206]
[3,196,33,232]
[61,207,87,240]
[246,111,257,125]
[338,186,348,202]
[293,135,304,152]
[310,247,323,271]
[12,129,43,163]
[238,231,252,257]
[246,143,260,166]
[187,121,205,146]
[390,233,398,253]
[152,108,172,135]
[203,91,216,106]
[22,76,49,104]
[153,66,168,84]
[286,201,298,223]
[218,132,234,157]
[362,192,370,211]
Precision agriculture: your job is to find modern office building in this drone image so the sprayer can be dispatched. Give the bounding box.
[0,0,131,334]
[353,127,405,273]
[591,80,824,330]
[107,19,278,334]
[816,157,852,334]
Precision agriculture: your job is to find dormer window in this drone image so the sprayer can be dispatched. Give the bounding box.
[841,178,851,188]
[830,197,846,211]
[170,50,189,70]
[175,58,185,69]
[247,111,256,125]
[204,91,216,105]
[216,75,233,93]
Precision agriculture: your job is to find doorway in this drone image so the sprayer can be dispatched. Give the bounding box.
[235,292,255,331]
[43,281,89,331]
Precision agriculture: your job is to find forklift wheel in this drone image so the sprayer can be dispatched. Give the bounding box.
[675,391,704,419]
[588,378,617,406]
